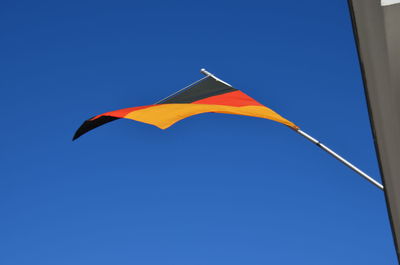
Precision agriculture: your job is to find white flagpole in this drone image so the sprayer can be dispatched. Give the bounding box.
[200,68,233,87]
[200,68,384,190]
[295,129,384,190]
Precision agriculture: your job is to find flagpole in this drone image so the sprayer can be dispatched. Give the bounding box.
[200,68,233,87]
[295,128,384,190]
[200,68,384,191]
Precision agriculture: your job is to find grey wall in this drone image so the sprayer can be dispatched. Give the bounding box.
[348,0,400,262]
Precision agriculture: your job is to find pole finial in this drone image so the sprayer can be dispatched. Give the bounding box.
[200,68,211,76]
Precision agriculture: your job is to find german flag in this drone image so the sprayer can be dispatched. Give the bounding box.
[73,75,298,140]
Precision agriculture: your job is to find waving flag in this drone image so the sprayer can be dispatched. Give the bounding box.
[74,69,383,191]
[73,73,298,140]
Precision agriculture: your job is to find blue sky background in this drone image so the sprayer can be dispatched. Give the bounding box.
[0,0,397,264]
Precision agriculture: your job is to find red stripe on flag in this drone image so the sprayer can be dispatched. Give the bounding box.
[90,105,152,120]
[191,90,263,107]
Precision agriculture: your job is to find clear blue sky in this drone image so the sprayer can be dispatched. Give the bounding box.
[0,0,397,264]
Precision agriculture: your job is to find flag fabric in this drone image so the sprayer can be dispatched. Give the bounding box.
[73,76,298,140]
[349,0,400,261]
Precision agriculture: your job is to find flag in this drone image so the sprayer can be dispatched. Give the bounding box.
[349,0,400,261]
[73,75,298,140]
